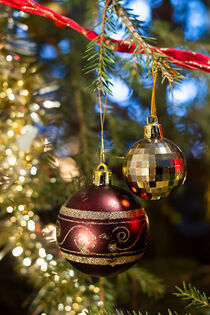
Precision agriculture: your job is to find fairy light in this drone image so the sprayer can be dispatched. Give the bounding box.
[8,156,16,166]
[30,233,36,240]
[19,176,25,182]
[0,92,6,98]
[17,80,24,86]
[28,220,35,231]
[6,55,12,62]
[7,206,13,213]
[23,257,31,266]
[58,304,64,311]
[21,89,29,96]
[31,112,40,122]
[69,270,74,277]
[49,260,57,266]
[12,246,23,257]
[20,220,27,227]
[8,93,15,101]
[30,166,37,175]
[54,275,60,281]
[7,130,14,137]
[39,248,46,258]
[46,254,53,260]
[18,205,24,211]
[20,169,27,176]
[16,185,23,191]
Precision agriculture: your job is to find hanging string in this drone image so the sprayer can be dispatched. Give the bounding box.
[99,277,105,315]
[98,90,107,164]
[150,62,159,118]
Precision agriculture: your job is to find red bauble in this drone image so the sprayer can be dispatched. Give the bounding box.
[56,184,149,277]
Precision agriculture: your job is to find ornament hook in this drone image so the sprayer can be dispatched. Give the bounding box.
[93,163,112,186]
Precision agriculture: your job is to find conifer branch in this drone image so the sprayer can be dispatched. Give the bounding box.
[174,282,210,309]
[112,0,183,84]
[98,0,112,92]
[84,0,116,94]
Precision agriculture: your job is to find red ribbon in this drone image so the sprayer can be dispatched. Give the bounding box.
[1,0,210,73]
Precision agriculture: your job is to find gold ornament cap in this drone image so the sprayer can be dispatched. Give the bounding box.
[93,163,112,186]
[144,116,163,139]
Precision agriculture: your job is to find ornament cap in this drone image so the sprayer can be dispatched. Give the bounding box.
[144,116,163,139]
[93,163,112,186]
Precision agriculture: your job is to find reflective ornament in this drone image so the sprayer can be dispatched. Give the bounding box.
[123,116,186,200]
[56,163,149,277]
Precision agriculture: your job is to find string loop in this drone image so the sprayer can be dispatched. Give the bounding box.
[150,61,159,119]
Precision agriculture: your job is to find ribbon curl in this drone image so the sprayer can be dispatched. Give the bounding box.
[0,0,210,73]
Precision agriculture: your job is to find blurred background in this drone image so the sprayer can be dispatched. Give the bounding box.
[0,0,210,314]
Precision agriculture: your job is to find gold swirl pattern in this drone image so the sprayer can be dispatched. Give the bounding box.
[57,221,147,253]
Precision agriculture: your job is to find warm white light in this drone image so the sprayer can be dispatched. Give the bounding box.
[50,260,57,266]
[19,176,25,183]
[20,169,27,176]
[58,304,64,312]
[23,257,31,266]
[30,166,37,175]
[12,246,23,257]
[21,89,29,96]
[54,275,60,281]
[31,112,40,122]
[18,205,24,211]
[46,254,53,260]
[39,248,46,258]
[6,55,12,62]
[8,130,14,137]
[21,220,27,227]
[43,100,61,109]
[65,305,71,312]
[7,206,13,213]
[8,93,15,101]
[17,80,24,86]
[40,261,47,271]
[28,220,35,231]
[8,156,16,165]
[69,270,74,277]
[16,185,23,191]
[33,103,40,110]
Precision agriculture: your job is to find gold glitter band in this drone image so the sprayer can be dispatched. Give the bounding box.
[59,245,145,256]
[61,251,144,266]
[60,205,145,220]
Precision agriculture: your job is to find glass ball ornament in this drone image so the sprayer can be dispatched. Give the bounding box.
[56,163,149,277]
[123,116,187,200]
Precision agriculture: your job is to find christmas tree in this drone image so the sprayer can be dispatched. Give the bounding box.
[0,1,209,314]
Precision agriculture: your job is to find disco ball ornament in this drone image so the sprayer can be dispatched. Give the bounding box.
[56,163,149,277]
[123,116,186,200]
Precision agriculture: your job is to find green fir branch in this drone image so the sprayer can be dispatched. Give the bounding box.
[112,0,183,86]
[84,0,117,95]
[174,282,210,309]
